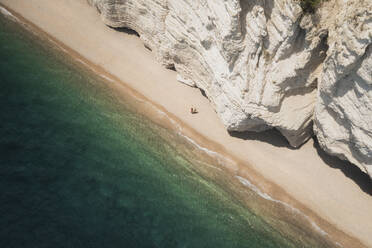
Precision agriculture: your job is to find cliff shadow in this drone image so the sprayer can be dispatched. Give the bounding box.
[111,27,140,37]
[313,138,372,196]
[199,88,208,99]
[228,129,295,149]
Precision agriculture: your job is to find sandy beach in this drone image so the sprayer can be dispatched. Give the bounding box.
[0,0,371,247]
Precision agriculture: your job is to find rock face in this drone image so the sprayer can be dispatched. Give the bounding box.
[88,0,372,178]
[314,0,372,178]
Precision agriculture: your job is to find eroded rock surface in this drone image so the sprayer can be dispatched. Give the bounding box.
[88,0,372,178]
[314,0,372,177]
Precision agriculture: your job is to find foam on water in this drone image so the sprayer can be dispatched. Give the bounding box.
[0,6,18,21]
[133,98,240,172]
[175,126,237,167]
[75,58,89,67]
[98,73,115,83]
[127,89,341,246]
[235,176,342,247]
[192,159,223,171]
[132,99,226,161]
[135,100,236,168]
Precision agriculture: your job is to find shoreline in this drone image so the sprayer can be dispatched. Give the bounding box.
[0,1,371,247]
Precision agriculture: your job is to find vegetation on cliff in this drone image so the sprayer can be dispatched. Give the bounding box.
[300,0,323,13]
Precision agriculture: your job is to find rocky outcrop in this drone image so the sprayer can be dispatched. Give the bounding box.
[88,0,372,178]
[314,0,372,177]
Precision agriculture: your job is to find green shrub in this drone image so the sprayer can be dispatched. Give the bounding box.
[300,0,323,13]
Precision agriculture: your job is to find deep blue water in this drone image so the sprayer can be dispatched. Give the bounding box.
[0,13,336,248]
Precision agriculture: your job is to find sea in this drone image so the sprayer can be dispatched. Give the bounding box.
[0,10,340,248]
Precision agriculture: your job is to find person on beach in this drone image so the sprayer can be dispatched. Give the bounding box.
[190,107,198,114]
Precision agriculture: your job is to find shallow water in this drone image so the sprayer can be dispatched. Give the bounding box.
[0,14,337,248]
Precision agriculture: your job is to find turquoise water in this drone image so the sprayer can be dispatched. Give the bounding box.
[0,14,336,248]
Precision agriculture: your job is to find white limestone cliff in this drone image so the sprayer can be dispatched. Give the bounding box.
[88,0,372,178]
[314,0,372,178]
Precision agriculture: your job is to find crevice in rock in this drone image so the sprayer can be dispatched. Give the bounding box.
[144,44,152,51]
[311,30,329,73]
[333,43,372,97]
[167,64,176,71]
[199,88,208,99]
[111,26,140,37]
[275,29,329,101]
[292,26,307,54]
[263,0,275,24]
[238,0,256,39]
